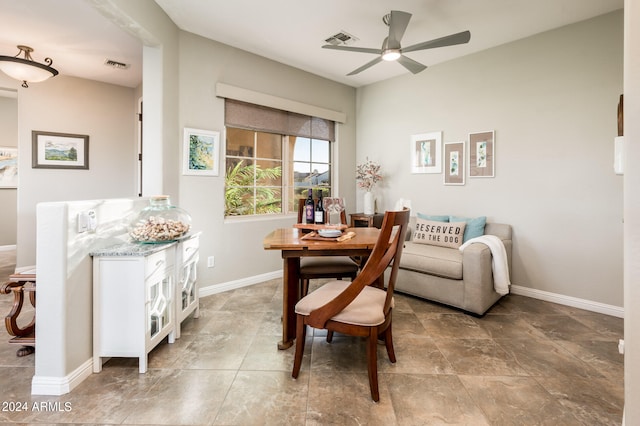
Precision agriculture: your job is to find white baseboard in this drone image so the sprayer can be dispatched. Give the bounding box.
[0,244,16,252]
[510,284,624,318]
[31,358,93,395]
[199,270,283,297]
[198,274,624,318]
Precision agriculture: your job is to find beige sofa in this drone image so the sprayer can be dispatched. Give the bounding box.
[390,217,513,315]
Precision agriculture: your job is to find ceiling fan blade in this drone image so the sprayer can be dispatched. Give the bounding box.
[347,56,383,76]
[402,30,471,53]
[387,10,412,48]
[397,55,427,74]
[322,45,381,55]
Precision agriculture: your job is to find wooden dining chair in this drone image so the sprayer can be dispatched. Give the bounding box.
[292,208,410,402]
[297,198,359,296]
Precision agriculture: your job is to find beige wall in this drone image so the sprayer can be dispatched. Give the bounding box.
[0,92,17,245]
[16,75,138,266]
[177,31,357,287]
[356,11,624,307]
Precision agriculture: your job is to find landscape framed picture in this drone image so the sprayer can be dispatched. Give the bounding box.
[0,147,18,188]
[183,127,220,176]
[444,141,465,185]
[411,131,442,174]
[469,130,495,178]
[32,131,89,169]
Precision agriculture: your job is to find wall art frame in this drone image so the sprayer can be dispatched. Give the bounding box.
[411,131,442,174]
[469,130,495,178]
[444,141,465,185]
[32,131,89,169]
[0,147,18,188]
[183,127,220,176]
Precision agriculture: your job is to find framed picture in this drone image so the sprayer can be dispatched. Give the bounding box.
[183,127,220,176]
[444,141,465,185]
[32,131,89,169]
[411,131,442,174]
[0,147,18,188]
[469,131,495,178]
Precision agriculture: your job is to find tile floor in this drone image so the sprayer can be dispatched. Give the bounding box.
[0,248,625,425]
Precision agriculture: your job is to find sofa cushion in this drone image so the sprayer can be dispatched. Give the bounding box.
[450,215,486,242]
[399,241,463,279]
[413,218,466,249]
[417,212,449,222]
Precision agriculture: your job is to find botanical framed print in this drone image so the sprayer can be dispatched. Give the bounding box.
[469,131,495,178]
[0,147,18,188]
[32,131,89,169]
[411,131,442,174]
[183,127,220,176]
[444,141,465,185]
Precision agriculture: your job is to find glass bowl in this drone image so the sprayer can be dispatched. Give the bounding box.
[129,196,191,243]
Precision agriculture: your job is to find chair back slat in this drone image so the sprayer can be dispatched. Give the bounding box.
[307,208,410,328]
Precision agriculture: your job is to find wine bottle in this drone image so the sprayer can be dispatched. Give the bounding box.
[305,189,314,224]
[315,190,324,224]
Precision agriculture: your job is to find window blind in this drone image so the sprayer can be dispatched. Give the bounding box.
[225,99,335,142]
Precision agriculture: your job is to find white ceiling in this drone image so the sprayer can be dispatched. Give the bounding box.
[0,0,143,88]
[0,0,624,89]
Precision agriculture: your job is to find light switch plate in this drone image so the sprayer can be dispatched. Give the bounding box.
[77,210,97,233]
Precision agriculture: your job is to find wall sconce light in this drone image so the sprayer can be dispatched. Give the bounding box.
[0,45,59,88]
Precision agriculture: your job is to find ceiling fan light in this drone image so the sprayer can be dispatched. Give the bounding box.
[0,45,58,88]
[382,49,401,61]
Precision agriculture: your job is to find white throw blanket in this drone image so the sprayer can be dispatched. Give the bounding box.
[459,235,511,295]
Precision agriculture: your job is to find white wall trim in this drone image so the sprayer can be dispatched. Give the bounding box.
[31,358,93,395]
[511,284,624,318]
[215,82,347,123]
[199,270,283,297]
[0,244,16,251]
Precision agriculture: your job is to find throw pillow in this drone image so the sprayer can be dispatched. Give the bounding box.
[417,213,449,222]
[450,216,486,242]
[413,218,466,249]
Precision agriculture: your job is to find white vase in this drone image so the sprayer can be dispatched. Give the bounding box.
[363,191,374,215]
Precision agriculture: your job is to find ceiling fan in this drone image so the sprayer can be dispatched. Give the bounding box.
[323,10,471,76]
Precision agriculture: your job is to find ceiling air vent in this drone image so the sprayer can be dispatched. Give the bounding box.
[104,59,130,70]
[324,31,358,46]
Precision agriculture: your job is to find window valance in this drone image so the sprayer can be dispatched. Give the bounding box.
[225,99,335,142]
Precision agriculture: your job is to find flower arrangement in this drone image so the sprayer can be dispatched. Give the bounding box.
[356,158,382,192]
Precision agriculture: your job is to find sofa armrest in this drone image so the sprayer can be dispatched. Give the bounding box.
[460,242,496,311]
[461,243,493,283]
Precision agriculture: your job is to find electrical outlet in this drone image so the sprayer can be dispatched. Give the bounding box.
[207,256,215,268]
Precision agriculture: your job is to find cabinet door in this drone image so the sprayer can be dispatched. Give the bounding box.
[147,269,172,341]
[178,235,199,317]
[145,249,174,343]
[180,259,198,312]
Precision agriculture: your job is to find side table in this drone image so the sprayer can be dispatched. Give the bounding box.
[1,267,37,356]
[349,213,384,228]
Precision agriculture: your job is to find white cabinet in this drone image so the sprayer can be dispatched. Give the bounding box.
[92,243,176,374]
[175,233,200,338]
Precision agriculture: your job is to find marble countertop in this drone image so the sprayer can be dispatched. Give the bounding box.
[90,241,177,257]
[90,232,200,257]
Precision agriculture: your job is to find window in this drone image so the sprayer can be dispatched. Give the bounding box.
[224,99,334,218]
[291,136,331,201]
[225,129,331,216]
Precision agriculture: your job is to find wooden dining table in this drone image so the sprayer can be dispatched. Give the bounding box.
[263,226,380,349]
